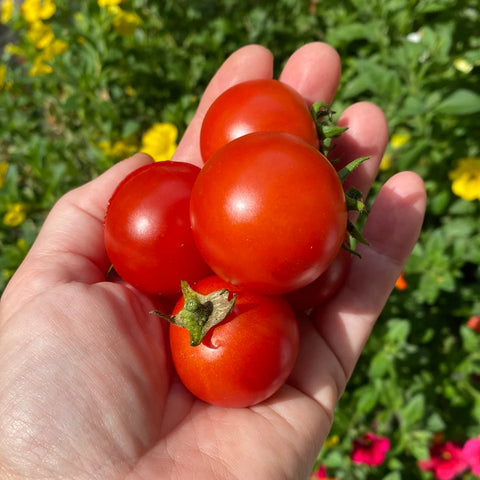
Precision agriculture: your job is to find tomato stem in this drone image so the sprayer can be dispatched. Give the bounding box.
[311,101,348,156]
[337,156,370,182]
[151,280,236,346]
[345,187,367,212]
[311,101,372,256]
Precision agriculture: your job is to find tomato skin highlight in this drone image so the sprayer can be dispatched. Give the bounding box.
[169,276,299,408]
[104,161,211,295]
[200,79,318,162]
[190,132,348,296]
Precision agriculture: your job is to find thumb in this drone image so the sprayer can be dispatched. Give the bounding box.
[1,153,153,314]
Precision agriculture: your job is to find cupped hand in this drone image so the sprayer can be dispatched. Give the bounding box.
[0,43,426,480]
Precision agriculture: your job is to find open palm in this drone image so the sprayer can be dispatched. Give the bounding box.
[0,43,426,479]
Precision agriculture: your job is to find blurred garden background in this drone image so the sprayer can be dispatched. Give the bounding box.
[1,0,479,478]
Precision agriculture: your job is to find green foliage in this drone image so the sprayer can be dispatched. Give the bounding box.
[1,0,479,478]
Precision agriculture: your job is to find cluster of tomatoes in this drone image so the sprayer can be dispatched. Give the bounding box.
[104,79,363,408]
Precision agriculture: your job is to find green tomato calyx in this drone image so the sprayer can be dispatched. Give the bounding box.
[311,101,348,155]
[151,280,236,347]
[311,101,371,255]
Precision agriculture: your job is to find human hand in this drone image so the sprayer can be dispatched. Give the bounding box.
[0,43,426,479]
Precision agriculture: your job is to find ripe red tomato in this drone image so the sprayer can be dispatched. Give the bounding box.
[169,275,299,408]
[190,131,347,295]
[104,161,211,295]
[285,246,352,312]
[200,79,318,162]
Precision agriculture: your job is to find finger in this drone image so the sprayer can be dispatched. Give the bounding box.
[286,100,389,420]
[331,102,389,198]
[289,172,426,414]
[1,153,153,310]
[279,41,342,105]
[319,172,426,383]
[279,46,387,210]
[173,44,274,167]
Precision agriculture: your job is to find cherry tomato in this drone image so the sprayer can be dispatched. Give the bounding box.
[190,131,347,295]
[169,275,299,408]
[104,161,211,295]
[285,246,352,312]
[200,79,318,162]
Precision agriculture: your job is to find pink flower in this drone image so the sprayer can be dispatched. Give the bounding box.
[351,432,390,466]
[310,465,327,479]
[419,441,469,480]
[463,435,480,475]
[310,465,338,480]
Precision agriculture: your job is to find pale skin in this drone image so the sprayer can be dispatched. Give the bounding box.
[0,43,426,479]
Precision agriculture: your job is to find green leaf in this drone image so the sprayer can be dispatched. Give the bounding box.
[337,157,369,183]
[386,319,411,345]
[435,89,480,115]
[460,325,480,354]
[415,0,457,13]
[355,385,379,413]
[326,21,383,47]
[369,351,390,378]
[341,58,402,100]
[121,120,140,138]
[401,394,425,428]
[383,472,402,480]
[322,450,345,469]
[426,412,446,432]
[407,431,432,461]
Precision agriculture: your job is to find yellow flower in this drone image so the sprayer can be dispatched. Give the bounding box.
[140,123,178,162]
[29,55,52,76]
[0,64,6,89]
[21,0,56,24]
[112,140,137,158]
[453,58,473,74]
[449,157,480,201]
[98,140,112,155]
[28,37,68,76]
[16,238,28,251]
[379,132,411,171]
[99,138,137,158]
[42,38,68,59]
[1,0,14,23]
[390,132,411,149]
[379,152,392,171]
[324,435,340,448]
[112,9,142,36]
[25,18,68,55]
[27,21,55,49]
[0,161,8,187]
[3,203,28,227]
[98,0,122,7]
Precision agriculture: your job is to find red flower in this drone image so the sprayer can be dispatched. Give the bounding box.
[351,432,390,466]
[463,435,480,476]
[395,272,408,290]
[467,315,480,333]
[310,465,327,479]
[419,441,468,480]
